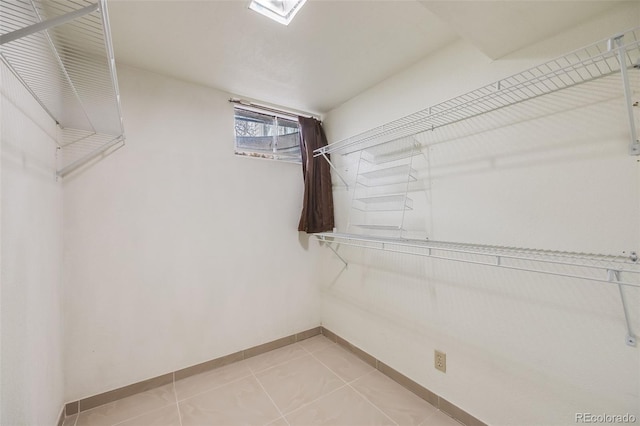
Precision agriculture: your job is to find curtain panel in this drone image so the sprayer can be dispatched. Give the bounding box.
[297,116,334,233]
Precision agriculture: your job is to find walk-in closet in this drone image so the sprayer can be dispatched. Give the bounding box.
[2,1,639,425]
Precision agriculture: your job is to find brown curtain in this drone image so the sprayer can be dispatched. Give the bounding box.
[298,116,334,233]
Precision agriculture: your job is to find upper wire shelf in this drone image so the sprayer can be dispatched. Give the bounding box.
[315,27,640,157]
[0,0,125,177]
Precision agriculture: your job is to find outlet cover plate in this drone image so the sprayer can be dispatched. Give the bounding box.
[435,350,446,373]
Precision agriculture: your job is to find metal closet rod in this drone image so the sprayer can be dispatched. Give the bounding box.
[228,98,320,121]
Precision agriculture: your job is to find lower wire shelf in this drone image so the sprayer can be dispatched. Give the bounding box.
[314,232,640,346]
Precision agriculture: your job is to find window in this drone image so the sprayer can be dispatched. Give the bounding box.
[248,0,307,25]
[234,106,302,163]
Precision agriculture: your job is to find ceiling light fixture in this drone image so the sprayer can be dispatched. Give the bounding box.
[248,0,307,25]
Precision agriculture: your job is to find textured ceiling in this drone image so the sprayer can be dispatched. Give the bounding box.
[107,0,627,115]
[108,0,458,114]
[419,0,627,59]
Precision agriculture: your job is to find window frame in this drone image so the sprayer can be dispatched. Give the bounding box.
[233,105,302,164]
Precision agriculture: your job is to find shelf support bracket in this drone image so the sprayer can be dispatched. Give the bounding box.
[610,35,640,156]
[0,3,99,45]
[316,235,348,268]
[327,242,348,268]
[320,152,349,189]
[607,269,637,347]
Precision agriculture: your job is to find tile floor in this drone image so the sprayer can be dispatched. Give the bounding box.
[63,335,461,426]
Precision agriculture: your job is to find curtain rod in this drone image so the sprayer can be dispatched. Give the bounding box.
[229,98,320,121]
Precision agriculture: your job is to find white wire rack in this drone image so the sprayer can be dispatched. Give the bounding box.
[0,0,124,177]
[316,232,640,287]
[313,29,640,345]
[315,27,640,158]
[316,232,640,345]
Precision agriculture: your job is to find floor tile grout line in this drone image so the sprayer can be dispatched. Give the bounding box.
[110,401,178,426]
[265,417,288,426]
[302,341,401,423]
[418,409,465,426]
[418,409,442,426]
[418,410,435,426]
[305,337,378,380]
[346,381,400,426]
[306,343,377,388]
[247,344,310,376]
[173,342,324,404]
[252,347,350,421]
[175,339,331,406]
[76,334,437,426]
[313,336,457,426]
[79,381,180,424]
[173,373,183,426]
[277,383,350,420]
[297,338,337,356]
[69,334,446,426]
[306,349,350,385]
[175,371,255,403]
[350,370,440,426]
[300,346,373,418]
[73,337,327,424]
[250,370,291,426]
[254,348,347,424]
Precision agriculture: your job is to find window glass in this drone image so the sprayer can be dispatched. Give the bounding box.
[234,107,302,162]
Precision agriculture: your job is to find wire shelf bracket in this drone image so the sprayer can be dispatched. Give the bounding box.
[607,269,638,346]
[0,0,126,177]
[610,34,640,155]
[324,241,348,268]
[321,152,348,189]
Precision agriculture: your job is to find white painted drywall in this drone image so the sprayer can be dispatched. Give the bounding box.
[62,65,322,401]
[1,63,65,425]
[322,4,640,425]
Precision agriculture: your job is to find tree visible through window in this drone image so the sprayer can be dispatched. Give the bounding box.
[234,106,302,162]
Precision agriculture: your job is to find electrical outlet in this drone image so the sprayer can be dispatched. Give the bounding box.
[434,350,446,373]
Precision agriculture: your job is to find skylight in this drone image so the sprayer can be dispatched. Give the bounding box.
[248,0,307,25]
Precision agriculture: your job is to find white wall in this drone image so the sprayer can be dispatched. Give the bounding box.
[62,65,322,401]
[322,4,640,426]
[1,63,65,425]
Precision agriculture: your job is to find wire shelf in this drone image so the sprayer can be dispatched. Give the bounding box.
[0,0,125,176]
[353,194,413,212]
[316,28,640,347]
[315,27,640,157]
[360,137,421,164]
[357,164,417,187]
[315,232,640,288]
[351,225,404,231]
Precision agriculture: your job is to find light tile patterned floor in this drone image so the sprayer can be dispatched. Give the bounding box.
[63,336,462,426]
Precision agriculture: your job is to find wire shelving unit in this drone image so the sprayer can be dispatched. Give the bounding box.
[314,28,640,347]
[316,232,640,346]
[315,27,640,159]
[0,0,125,177]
